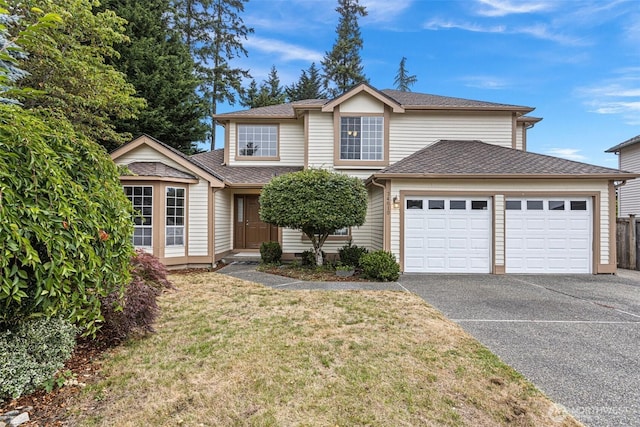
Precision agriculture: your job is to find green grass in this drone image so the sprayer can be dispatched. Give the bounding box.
[69,272,581,427]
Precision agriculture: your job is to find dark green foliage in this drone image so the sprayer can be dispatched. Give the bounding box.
[259,169,368,266]
[172,0,253,149]
[394,56,417,92]
[300,249,326,267]
[321,0,368,98]
[286,62,326,101]
[360,250,400,282]
[260,241,282,264]
[0,104,134,335]
[338,241,368,268]
[240,66,286,108]
[98,250,174,345]
[101,0,208,154]
[0,317,77,399]
[9,0,145,149]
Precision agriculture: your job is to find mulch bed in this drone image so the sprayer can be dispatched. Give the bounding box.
[0,339,110,426]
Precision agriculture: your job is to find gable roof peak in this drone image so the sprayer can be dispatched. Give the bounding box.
[322,82,405,113]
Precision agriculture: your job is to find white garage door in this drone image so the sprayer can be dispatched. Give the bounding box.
[404,197,492,273]
[506,198,592,273]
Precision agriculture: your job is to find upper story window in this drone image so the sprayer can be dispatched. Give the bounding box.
[237,124,278,158]
[340,116,383,160]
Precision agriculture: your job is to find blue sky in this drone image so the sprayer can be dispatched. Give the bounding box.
[213,0,639,167]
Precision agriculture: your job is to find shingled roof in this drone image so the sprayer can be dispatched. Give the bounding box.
[605,135,640,153]
[191,149,302,186]
[214,84,533,119]
[126,162,197,180]
[374,140,635,178]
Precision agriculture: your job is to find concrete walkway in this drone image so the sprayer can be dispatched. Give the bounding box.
[217,263,640,427]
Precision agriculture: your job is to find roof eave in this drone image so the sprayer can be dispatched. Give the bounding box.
[371,173,639,180]
[404,106,535,114]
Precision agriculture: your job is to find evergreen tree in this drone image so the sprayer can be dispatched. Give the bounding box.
[7,0,144,149]
[321,0,368,98]
[172,0,253,150]
[240,66,285,108]
[102,0,207,154]
[286,62,326,101]
[394,56,417,92]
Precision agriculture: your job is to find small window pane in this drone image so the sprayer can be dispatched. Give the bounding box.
[407,200,423,210]
[506,200,521,210]
[331,227,349,236]
[571,201,587,211]
[549,201,565,211]
[527,200,543,210]
[450,200,466,210]
[471,200,488,210]
[124,185,153,247]
[428,200,445,210]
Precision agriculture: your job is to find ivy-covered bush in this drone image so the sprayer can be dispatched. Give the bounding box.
[360,250,400,282]
[0,105,134,335]
[260,241,282,264]
[98,250,174,345]
[338,241,368,268]
[0,317,77,399]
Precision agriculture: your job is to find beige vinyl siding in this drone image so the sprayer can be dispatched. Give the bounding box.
[515,123,524,150]
[339,93,384,114]
[227,120,304,167]
[307,111,335,170]
[115,145,191,174]
[390,179,610,268]
[388,111,514,163]
[188,181,209,256]
[618,145,640,217]
[368,185,385,251]
[215,190,232,255]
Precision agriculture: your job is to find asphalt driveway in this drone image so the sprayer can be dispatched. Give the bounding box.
[400,273,640,427]
[219,263,640,427]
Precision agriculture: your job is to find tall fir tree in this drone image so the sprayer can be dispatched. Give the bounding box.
[172,0,253,150]
[8,0,144,150]
[240,66,285,108]
[393,57,417,92]
[321,0,368,98]
[102,0,207,154]
[286,63,326,101]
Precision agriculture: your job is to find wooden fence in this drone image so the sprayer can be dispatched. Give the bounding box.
[616,215,640,270]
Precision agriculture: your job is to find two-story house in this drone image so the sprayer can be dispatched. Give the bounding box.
[606,135,640,217]
[111,83,635,274]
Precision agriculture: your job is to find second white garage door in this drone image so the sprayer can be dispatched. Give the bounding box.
[404,197,492,273]
[506,198,592,273]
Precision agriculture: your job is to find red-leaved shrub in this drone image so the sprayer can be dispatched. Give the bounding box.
[98,250,175,345]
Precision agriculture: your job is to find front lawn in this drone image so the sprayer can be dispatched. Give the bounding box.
[69,273,580,426]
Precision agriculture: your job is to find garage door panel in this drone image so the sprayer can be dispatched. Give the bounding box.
[506,198,591,274]
[405,237,424,249]
[404,196,492,273]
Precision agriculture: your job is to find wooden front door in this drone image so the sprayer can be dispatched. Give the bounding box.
[234,195,277,249]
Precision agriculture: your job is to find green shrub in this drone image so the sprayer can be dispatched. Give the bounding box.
[0,105,134,335]
[360,250,400,282]
[338,241,368,268]
[0,317,77,399]
[98,251,174,345]
[260,241,282,264]
[300,249,327,267]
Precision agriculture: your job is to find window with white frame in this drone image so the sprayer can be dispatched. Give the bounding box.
[331,227,350,237]
[124,185,153,247]
[340,116,383,160]
[238,124,277,157]
[166,187,185,246]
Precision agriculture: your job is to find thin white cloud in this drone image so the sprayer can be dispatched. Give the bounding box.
[424,18,506,33]
[577,70,640,125]
[545,148,587,162]
[460,75,511,90]
[361,0,413,23]
[245,37,323,63]
[424,18,583,45]
[475,0,556,17]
